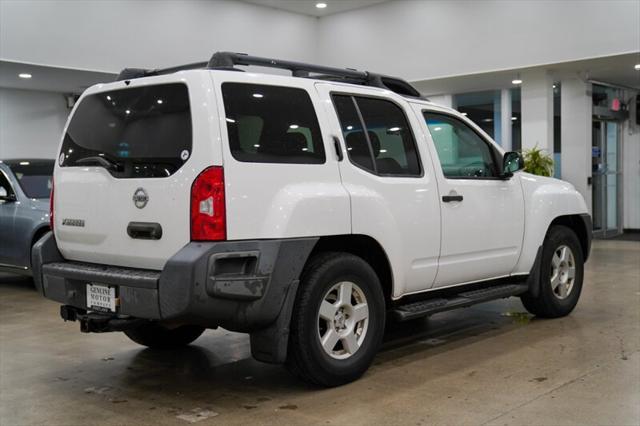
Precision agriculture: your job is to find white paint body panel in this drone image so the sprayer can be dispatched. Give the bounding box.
[512,173,589,274]
[53,72,222,270]
[410,103,525,287]
[52,69,589,297]
[315,83,441,298]
[212,72,351,241]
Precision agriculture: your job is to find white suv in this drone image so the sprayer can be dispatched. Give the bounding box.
[33,52,591,387]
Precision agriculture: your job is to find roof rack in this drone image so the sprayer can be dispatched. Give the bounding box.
[116,51,425,100]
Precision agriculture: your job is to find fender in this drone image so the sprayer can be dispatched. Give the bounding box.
[512,173,590,275]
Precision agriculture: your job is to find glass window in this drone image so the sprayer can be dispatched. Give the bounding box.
[222,83,325,164]
[61,83,191,178]
[7,161,54,199]
[332,95,374,172]
[423,113,499,178]
[332,95,421,176]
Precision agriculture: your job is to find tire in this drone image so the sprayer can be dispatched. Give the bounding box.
[286,252,386,387]
[124,323,205,349]
[521,225,584,318]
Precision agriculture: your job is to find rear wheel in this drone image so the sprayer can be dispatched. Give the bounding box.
[124,322,205,349]
[286,252,385,387]
[521,225,584,318]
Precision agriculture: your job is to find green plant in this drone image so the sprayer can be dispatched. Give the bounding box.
[522,145,554,177]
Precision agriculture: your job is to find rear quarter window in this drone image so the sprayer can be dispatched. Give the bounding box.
[222,83,325,164]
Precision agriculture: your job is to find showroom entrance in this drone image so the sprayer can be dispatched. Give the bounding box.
[591,119,622,238]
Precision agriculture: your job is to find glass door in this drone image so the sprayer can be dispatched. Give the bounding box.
[592,120,622,238]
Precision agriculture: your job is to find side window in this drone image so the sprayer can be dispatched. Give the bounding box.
[332,94,421,176]
[423,113,499,178]
[222,83,325,164]
[0,171,13,198]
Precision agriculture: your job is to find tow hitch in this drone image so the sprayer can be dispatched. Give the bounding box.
[60,305,146,333]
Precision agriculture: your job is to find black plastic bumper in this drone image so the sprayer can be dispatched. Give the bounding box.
[32,233,317,332]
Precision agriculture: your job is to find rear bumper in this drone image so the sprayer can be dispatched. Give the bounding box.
[32,232,317,332]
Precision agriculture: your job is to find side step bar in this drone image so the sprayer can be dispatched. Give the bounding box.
[393,283,529,321]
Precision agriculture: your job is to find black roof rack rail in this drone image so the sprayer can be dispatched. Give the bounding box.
[116,51,426,100]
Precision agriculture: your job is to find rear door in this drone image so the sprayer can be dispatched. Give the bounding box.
[315,83,441,298]
[53,72,221,270]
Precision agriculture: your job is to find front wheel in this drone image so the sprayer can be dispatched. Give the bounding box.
[286,252,386,387]
[124,322,205,349]
[521,225,584,318]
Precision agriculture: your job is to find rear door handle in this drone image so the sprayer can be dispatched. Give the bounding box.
[442,194,463,203]
[127,222,163,240]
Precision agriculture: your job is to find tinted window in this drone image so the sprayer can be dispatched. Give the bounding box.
[424,113,499,178]
[333,95,421,176]
[222,83,325,164]
[7,161,54,198]
[61,83,191,178]
[333,95,374,172]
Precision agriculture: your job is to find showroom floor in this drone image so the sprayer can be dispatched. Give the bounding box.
[1,240,638,426]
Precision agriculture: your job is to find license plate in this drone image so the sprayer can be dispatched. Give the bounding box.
[86,284,116,312]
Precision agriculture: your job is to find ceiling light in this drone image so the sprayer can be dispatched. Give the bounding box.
[461,112,468,116]
[156,99,163,104]
[18,73,32,79]
[388,127,401,132]
[482,118,493,123]
[125,110,131,115]
[19,161,30,165]
[106,95,111,101]
[433,127,442,131]
[512,79,522,85]
[635,64,640,70]
[252,93,263,98]
[289,124,299,129]
[511,116,518,121]
[346,125,353,130]
[316,2,327,8]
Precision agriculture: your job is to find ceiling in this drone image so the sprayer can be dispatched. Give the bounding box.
[413,52,640,96]
[241,0,389,17]
[0,60,117,94]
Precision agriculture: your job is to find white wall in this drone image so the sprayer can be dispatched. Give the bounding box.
[0,88,68,159]
[317,0,640,80]
[0,0,319,72]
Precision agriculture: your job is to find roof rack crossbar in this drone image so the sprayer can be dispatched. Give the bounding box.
[116,51,425,99]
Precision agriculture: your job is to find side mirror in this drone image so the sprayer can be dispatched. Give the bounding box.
[501,151,524,178]
[0,186,17,202]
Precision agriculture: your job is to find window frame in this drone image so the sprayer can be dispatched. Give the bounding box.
[221,82,327,165]
[331,92,423,178]
[422,110,503,181]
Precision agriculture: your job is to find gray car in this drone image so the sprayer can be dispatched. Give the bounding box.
[0,159,54,275]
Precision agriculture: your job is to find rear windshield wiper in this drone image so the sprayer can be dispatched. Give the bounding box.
[76,155,123,172]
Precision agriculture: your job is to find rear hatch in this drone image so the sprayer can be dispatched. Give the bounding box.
[53,74,220,270]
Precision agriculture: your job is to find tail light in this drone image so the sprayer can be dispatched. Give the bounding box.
[49,179,54,231]
[190,166,226,241]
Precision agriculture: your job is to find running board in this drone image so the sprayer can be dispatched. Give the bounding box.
[393,283,529,321]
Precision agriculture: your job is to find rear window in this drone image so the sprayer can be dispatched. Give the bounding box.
[60,83,191,178]
[222,83,325,164]
[7,161,53,199]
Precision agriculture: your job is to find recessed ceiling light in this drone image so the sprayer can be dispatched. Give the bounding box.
[18,73,32,79]
[156,99,163,104]
[511,116,518,121]
[19,161,30,165]
[316,2,327,8]
[512,79,523,85]
[252,93,263,98]
[635,64,640,70]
